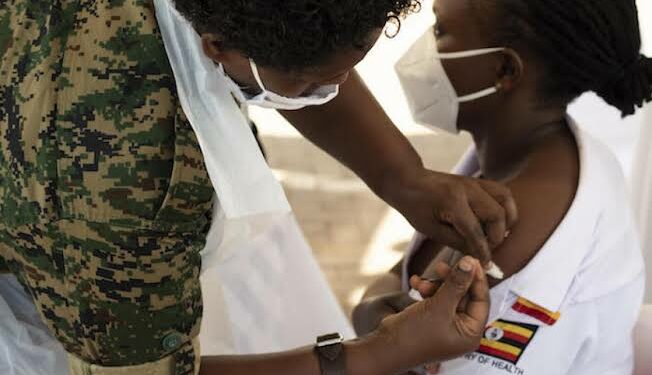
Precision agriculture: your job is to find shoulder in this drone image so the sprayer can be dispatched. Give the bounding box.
[490,128,579,281]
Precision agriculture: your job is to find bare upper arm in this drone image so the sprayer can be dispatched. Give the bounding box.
[488,139,579,286]
[386,131,579,288]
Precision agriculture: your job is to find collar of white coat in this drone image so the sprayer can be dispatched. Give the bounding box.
[452,116,600,314]
[153,0,291,220]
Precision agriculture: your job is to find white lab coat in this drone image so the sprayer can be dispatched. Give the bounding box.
[403,119,645,375]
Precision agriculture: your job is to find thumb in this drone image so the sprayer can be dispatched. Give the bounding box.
[432,256,478,315]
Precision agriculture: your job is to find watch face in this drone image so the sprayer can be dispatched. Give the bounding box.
[317,333,343,346]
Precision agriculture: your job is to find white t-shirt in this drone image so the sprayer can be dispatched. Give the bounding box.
[402,118,645,375]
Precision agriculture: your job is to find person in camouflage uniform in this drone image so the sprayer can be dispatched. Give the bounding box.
[0,1,213,373]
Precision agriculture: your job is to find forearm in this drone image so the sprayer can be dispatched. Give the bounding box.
[200,335,400,375]
[280,71,423,200]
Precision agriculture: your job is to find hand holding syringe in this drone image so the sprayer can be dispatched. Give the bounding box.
[408,247,503,302]
[405,254,501,375]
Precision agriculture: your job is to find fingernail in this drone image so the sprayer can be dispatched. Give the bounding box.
[504,230,511,238]
[458,258,473,272]
[422,277,439,283]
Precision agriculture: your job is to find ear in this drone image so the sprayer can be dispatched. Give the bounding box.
[495,48,524,92]
[201,33,227,64]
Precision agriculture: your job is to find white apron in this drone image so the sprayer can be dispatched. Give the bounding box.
[200,211,355,355]
[153,0,354,355]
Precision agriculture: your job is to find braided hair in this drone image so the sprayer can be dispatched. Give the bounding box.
[475,0,652,117]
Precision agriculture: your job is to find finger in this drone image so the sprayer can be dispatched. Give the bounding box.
[463,259,491,327]
[456,295,470,313]
[416,280,442,298]
[423,259,452,281]
[409,275,425,290]
[409,275,435,290]
[467,184,507,248]
[419,262,451,297]
[409,276,442,299]
[425,363,441,374]
[432,256,477,316]
[433,262,452,279]
[478,179,518,229]
[439,203,491,264]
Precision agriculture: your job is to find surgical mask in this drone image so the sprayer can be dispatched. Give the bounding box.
[395,28,505,134]
[219,60,340,111]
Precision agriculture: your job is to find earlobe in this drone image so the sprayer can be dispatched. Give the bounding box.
[201,34,226,64]
[496,48,524,92]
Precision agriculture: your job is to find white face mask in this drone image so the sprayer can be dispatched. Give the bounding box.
[395,28,505,134]
[219,60,340,110]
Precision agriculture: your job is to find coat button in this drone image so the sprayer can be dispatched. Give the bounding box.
[162,332,183,351]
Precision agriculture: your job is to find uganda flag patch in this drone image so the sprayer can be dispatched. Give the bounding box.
[478,320,538,364]
[512,297,561,325]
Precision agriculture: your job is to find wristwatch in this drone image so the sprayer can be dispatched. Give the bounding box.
[315,333,346,375]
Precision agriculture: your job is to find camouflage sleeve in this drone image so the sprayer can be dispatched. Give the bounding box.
[0,0,214,372]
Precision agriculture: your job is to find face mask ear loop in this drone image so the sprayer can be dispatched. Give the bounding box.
[249,59,267,92]
[457,86,499,103]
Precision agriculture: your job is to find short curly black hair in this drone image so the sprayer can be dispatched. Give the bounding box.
[173,0,421,72]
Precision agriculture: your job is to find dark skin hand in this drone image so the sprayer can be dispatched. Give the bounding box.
[354,0,580,356]
[199,257,490,375]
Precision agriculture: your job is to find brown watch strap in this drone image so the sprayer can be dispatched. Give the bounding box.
[315,333,346,375]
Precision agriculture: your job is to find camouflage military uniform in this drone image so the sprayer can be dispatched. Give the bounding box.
[0,0,215,373]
